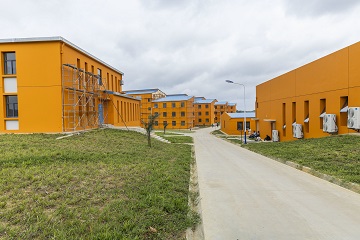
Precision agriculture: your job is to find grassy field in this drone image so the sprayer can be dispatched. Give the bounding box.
[240,135,360,184]
[0,129,198,239]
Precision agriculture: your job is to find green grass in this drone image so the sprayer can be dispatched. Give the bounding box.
[241,135,360,184]
[0,129,198,239]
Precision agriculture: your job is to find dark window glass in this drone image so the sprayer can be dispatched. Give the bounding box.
[181,111,185,117]
[6,95,18,117]
[181,102,185,107]
[181,121,185,126]
[172,112,176,117]
[172,103,176,108]
[4,52,16,75]
[163,112,167,117]
[163,103,167,108]
[172,121,176,126]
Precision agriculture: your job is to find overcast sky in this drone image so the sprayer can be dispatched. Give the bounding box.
[2,0,360,110]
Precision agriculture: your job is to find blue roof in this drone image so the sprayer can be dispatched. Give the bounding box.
[123,89,161,95]
[215,101,228,105]
[228,112,256,118]
[228,103,236,106]
[153,95,193,102]
[194,99,216,104]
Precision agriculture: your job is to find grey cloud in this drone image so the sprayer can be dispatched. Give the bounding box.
[284,0,360,17]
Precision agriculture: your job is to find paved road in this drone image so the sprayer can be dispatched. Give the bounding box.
[193,127,360,240]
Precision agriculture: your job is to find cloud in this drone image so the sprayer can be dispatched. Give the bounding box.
[283,0,360,17]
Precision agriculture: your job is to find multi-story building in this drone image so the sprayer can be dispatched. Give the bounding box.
[0,37,140,133]
[214,101,237,123]
[123,89,166,126]
[152,94,195,130]
[194,97,217,126]
[256,41,360,141]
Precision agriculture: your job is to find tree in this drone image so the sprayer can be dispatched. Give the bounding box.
[163,122,169,134]
[141,113,159,147]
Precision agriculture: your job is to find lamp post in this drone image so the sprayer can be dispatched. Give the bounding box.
[225,80,247,144]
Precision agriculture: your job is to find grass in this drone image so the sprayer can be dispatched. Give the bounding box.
[0,129,199,239]
[241,135,360,184]
[154,132,193,144]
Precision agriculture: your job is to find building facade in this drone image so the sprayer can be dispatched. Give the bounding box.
[123,89,166,127]
[214,101,237,124]
[0,37,140,133]
[256,41,360,141]
[220,112,257,135]
[152,94,195,130]
[194,98,217,126]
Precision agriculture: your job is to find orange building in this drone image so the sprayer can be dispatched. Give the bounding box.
[214,101,237,124]
[221,112,257,135]
[0,37,140,133]
[123,89,166,127]
[256,41,360,141]
[152,94,195,130]
[194,97,217,126]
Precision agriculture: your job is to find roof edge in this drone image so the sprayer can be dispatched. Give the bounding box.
[0,36,124,75]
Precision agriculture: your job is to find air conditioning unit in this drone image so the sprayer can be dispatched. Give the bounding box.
[272,130,279,142]
[323,114,338,133]
[347,107,360,129]
[292,123,303,139]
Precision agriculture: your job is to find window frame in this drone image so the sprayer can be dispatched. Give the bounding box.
[5,95,18,118]
[3,52,16,75]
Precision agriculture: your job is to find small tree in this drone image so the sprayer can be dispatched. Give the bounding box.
[141,113,159,147]
[163,122,169,134]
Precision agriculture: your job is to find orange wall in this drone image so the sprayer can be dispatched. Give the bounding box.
[220,112,256,135]
[194,101,216,126]
[152,98,195,129]
[0,41,63,133]
[256,41,360,141]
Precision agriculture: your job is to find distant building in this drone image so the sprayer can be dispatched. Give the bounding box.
[152,94,195,129]
[221,112,257,135]
[123,89,166,127]
[194,98,217,126]
[0,37,140,133]
[214,101,237,123]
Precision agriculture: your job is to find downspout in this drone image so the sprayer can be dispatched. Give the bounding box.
[61,42,65,132]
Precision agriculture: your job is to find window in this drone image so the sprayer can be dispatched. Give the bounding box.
[237,122,243,131]
[181,121,185,126]
[198,112,201,116]
[206,119,209,122]
[172,121,176,126]
[155,121,158,126]
[172,103,176,108]
[163,112,167,117]
[181,102,185,107]
[97,68,102,85]
[148,107,151,111]
[5,96,18,117]
[220,106,223,109]
[172,112,176,117]
[205,111,209,115]
[198,105,201,109]
[4,52,16,75]
[181,111,185,117]
[148,98,151,102]
[154,103,158,108]
[199,119,202,123]
[205,105,209,108]
[154,112,159,116]
[163,103,167,108]
[215,106,217,109]
[215,117,218,120]
[163,121,168,126]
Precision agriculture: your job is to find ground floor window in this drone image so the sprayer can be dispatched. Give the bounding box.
[172,121,176,126]
[181,121,185,126]
[5,95,18,117]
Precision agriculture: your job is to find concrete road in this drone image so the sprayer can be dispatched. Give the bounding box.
[193,127,360,240]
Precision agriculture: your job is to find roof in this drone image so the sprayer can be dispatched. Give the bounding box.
[123,89,162,95]
[194,99,216,104]
[228,112,256,118]
[228,103,237,106]
[0,36,124,75]
[215,101,228,105]
[153,95,193,102]
[194,97,205,101]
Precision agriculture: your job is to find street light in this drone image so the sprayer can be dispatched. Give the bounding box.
[225,80,247,144]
